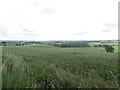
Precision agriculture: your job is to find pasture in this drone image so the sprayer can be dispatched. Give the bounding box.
[2,44,118,88]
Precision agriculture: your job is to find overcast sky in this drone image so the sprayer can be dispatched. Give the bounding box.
[0,0,119,40]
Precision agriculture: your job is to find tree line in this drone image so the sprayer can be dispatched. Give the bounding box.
[52,41,90,48]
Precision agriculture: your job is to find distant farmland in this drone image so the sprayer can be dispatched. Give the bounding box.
[2,42,119,88]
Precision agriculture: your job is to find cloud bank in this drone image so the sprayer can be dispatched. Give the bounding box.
[0,0,118,40]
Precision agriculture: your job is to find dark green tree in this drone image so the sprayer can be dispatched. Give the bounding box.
[104,45,114,53]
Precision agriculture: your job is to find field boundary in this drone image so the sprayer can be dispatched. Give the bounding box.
[0,46,2,90]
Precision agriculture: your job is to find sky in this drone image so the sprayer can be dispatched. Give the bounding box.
[0,0,119,41]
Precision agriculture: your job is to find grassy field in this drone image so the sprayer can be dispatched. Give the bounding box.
[2,44,118,88]
[89,42,119,53]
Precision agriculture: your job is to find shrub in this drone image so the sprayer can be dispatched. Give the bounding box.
[104,45,114,53]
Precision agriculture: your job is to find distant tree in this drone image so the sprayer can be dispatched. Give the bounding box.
[112,44,115,46]
[2,42,7,46]
[94,45,98,47]
[53,41,90,48]
[98,45,103,47]
[94,44,103,47]
[16,44,21,46]
[3,44,6,46]
[104,45,114,53]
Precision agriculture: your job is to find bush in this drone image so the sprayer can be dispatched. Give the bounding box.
[104,45,114,53]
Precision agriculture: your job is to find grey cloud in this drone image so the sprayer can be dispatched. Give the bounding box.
[0,29,7,36]
[18,25,33,32]
[102,23,118,32]
[23,33,39,36]
[73,32,92,35]
[41,8,55,14]
[0,24,4,26]
[23,32,39,37]
[104,23,118,27]
[31,0,41,8]
[16,25,39,37]
[102,30,111,32]
[23,28,33,32]
[0,25,8,36]
[18,26,39,37]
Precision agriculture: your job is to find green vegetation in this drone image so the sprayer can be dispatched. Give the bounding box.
[2,44,118,88]
[104,45,114,53]
[53,41,90,47]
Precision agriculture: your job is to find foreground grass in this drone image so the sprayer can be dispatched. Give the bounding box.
[2,45,118,88]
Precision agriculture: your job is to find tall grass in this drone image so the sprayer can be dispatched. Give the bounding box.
[2,45,118,88]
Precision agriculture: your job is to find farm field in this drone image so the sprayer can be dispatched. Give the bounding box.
[2,44,118,88]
